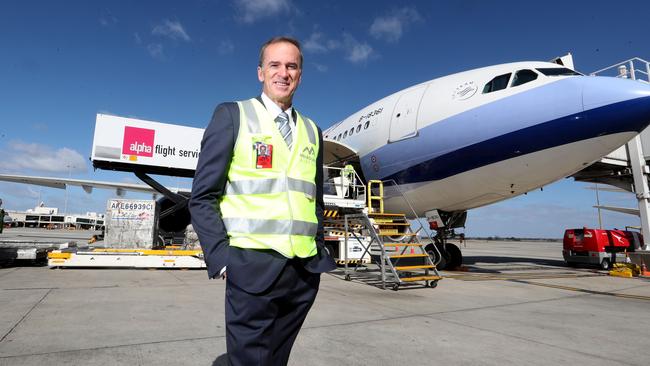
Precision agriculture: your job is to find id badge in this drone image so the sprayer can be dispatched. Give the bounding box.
[255,142,273,169]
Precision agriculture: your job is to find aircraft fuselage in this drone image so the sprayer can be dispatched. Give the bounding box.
[324,61,650,216]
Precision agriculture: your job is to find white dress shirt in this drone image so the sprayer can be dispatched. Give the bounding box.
[261,93,295,143]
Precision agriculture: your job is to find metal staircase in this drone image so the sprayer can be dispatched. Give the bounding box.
[343,180,442,290]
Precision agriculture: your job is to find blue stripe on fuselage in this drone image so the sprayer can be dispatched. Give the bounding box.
[363,78,584,178]
[367,95,650,185]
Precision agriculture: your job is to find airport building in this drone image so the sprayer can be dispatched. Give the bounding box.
[5,205,104,230]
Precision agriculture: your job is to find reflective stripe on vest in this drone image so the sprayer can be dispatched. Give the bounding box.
[222,218,318,236]
[219,98,320,258]
[241,99,261,134]
[225,177,316,197]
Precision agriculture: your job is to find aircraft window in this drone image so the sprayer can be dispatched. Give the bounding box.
[343,130,348,138]
[364,121,370,129]
[349,127,354,136]
[536,68,582,76]
[337,133,342,140]
[511,69,538,87]
[356,124,361,133]
[482,73,511,93]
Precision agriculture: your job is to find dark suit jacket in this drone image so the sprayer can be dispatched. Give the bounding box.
[189,97,336,294]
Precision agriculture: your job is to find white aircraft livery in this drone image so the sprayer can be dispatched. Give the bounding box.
[324,61,650,220]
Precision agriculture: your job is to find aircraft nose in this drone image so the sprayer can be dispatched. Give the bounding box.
[582,76,650,134]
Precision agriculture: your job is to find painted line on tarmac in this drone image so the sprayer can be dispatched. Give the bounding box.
[2,285,119,291]
[446,272,599,281]
[0,267,20,279]
[0,334,224,360]
[510,279,650,301]
[0,288,52,343]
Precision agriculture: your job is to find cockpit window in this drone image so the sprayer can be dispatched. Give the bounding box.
[536,67,582,76]
[511,69,538,87]
[483,73,511,93]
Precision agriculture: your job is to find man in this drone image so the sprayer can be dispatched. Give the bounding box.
[341,161,356,198]
[189,36,336,366]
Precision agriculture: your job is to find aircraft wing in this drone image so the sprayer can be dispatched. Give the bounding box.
[584,185,629,193]
[594,205,640,216]
[0,173,190,196]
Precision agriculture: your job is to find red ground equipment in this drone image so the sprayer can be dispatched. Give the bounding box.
[563,228,643,270]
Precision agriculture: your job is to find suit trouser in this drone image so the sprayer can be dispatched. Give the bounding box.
[225,258,321,366]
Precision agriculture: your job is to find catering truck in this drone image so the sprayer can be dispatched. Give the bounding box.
[563,228,643,270]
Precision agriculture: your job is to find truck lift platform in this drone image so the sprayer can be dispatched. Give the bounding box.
[322,164,372,265]
[322,175,442,290]
[48,248,206,269]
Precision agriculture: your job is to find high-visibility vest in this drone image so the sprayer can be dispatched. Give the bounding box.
[343,164,355,179]
[219,98,320,258]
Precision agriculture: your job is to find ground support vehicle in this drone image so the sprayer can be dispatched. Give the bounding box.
[563,228,643,270]
[48,248,205,269]
[0,240,78,267]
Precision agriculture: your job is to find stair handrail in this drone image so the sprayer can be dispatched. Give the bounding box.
[323,166,366,200]
[361,214,401,284]
[590,57,650,82]
[378,179,444,266]
[344,212,400,288]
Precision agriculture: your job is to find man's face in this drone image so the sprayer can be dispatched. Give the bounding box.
[257,41,302,108]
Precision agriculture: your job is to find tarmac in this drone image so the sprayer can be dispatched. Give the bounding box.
[1,229,650,365]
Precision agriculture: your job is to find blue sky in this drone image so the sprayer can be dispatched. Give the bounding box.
[1,0,649,237]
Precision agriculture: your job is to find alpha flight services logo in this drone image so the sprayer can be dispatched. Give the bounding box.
[122,126,155,158]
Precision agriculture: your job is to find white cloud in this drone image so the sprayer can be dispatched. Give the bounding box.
[304,32,328,53]
[304,32,341,54]
[0,141,87,174]
[370,7,422,43]
[327,39,341,49]
[313,63,328,72]
[0,183,40,200]
[303,31,374,64]
[152,19,191,42]
[99,9,118,27]
[134,32,142,45]
[147,43,164,59]
[218,39,235,55]
[234,0,291,24]
[343,33,374,63]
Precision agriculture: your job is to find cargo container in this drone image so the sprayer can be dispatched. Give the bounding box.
[563,228,643,269]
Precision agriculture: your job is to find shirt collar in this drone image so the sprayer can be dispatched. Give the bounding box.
[261,93,293,120]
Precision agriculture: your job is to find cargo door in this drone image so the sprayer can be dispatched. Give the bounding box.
[388,85,427,143]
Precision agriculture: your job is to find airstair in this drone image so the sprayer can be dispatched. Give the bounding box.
[340,180,442,290]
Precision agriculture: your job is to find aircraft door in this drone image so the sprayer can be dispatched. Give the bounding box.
[388,85,427,142]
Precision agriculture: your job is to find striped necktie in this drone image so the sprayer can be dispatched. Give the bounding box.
[275,111,293,149]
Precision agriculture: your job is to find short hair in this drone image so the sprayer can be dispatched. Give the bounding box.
[258,36,303,69]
